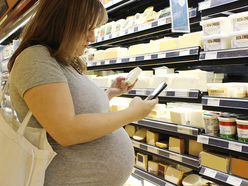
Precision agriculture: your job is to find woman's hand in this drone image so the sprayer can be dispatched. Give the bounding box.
[106,76,137,100]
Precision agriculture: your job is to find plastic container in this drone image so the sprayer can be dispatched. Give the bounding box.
[202,113,219,136]
[207,83,230,97]
[236,119,248,142]
[229,30,248,48]
[182,174,203,186]
[218,116,236,139]
[228,11,248,32]
[200,17,231,36]
[201,34,231,51]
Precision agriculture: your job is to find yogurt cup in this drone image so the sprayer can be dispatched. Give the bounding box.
[202,113,219,136]
[236,119,248,142]
[218,116,236,139]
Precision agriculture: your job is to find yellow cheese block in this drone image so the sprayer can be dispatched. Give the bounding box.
[138,6,154,25]
[164,166,184,185]
[159,38,179,51]
[170,109,188,125]
[158,163,168,177]
[94,50,105,61]
[148,161,159,175]
[146,130,159,145]
[231,158,248,179]
[144,41,160,54]
[179,31,203,48]
[169,137,185,154]
[125,125,137,137]
[123,67,142,86]
[136,153,148,171]
[150,109,166,116]
[105,47,128,60]
[133,128,147,142]
[189,110,206,128]
[155,141,169,149]
[133,77,150,88]
[201,151,231,173]
[188,139,203,157]
[129,44,145,56]
[147,11,159,22]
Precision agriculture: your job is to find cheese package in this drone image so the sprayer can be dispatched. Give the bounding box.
[122,16,134,30]
[148,161,159,175]
[178,69,214,79]
[94,50,106,61]
[158,163,168,177]
[114,19,125,32]
[179,32,203,48]
[189,110,206,128]
[176,164,193,173]
[171,76,197,89]
[138,6,154,25]
[170,108,190,125]
[231,158,248,179]
[158,7,171,19]
[182,174,203,186]
[188,139,203,157]
[125,125,137,137]
[140,70,153,77]
[146,130,159,145]
[123,67,142,86]
[154,103,166,110]
[105,47,128,59]
[105,21,116,35]
[150,109,166,116]
[132,13,141,27]
[86,52,95,62]
[169,137,185,154]
[134,77,150,88]
[147,11,159,22]
[144,41,160,54]
[159,38,179,51]
[99,25,106,36]
[153,66,174,75]
[133,128,147,142]
[200,151,231,173]
[150,74,179,89]
[164,166,184,185]
[155,141,169,149]
[111,104,126,112]
[129,44,146,56]
[136,153,148,171]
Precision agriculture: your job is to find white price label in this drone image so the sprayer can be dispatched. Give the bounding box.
[204,168,217,178]
[227,176,242,186]
[112,32,118,38]
[205,52,217,59]
[120,30,126,36]
[105,34,110,40]
[136,90,145,95]
[132,141,140,148]
[197,135,209,144]
[105,60,110,64]
[179,49,190,56]
[113,0,122,4]
[177,126,192,135]
[147,146,159,154]
[169,153,182,162]
[229,142,242,152]
[87,63,92,67]
[158,53,166,58]
[130,57,136,62]
[175,91,188,97]
[158,18,166,26]
[128,27,134,34]
[117,59,122,63]
[198,1,211,11]
[144,54,152,60]
[138,24,146,31]
[207,98,220,106]
[145,22,152,30]
[97,61,101,66]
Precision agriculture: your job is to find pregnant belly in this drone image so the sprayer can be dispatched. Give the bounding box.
[45,128,135,186]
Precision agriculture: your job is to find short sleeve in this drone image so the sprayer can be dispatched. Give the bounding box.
[11,45,68,97]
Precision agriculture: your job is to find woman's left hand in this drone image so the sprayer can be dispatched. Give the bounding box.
[106,76,137,100]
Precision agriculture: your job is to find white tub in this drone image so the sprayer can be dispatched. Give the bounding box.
[236,119,248,142]
[201,34,231,51]
[229,30,248,48]
[200,17,231,36]
[228,11,248,32]
[218,117,236,139]
[202,113,219,136]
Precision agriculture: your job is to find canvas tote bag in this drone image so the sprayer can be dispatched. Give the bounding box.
[0,77,57,186]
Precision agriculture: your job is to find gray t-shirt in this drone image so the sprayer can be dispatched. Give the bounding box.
[10,45,135,186]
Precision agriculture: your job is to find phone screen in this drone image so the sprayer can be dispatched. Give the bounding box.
[145,81,167,101]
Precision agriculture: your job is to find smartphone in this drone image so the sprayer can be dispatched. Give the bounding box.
[145,81,167,101]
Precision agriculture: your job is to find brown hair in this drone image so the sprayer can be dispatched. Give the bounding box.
[8,0,108,73]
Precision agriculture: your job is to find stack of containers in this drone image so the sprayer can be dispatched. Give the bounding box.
[228,11,248,48]
[200,17,231,51]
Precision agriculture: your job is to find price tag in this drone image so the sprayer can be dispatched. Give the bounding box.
[144,54,152,60]
[92,62,97,66]
[227,175,242,186]
[204,168,217,178]
[166,17,171,23]
[112,32,118,38]
[132,141,140,148]
[197,135,209,144]
[97,61,101,66]
[207,98,220,106]
[205,52,217,60]
[105,60,110,64]
[117,59,122,63]
[128,27,134,34]
[136,90,145,95]
[105,34,110,40]
[97,37,102,42]
[87,62,92,67]
[175,91,188,97]
[198,1,211,11]
[229,142,242,152]
[147,146,159,154]
[138,24,146,31]
[113,0,122,4]
[158,18,166,26]
[169,153,182,162]
[179,49,190,56]
[130,57,136,62]
[151,21,158,28]
[145,22,152,30]
[120,30,126,36]
[177,126,192,135]
[100,61,105,65]
[158,53,166,58]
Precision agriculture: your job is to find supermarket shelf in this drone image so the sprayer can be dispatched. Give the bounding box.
[199,48,248,65]
[199,166,248,186]
[87,47,200,71]
[198,0,248,17]
[197,135,248,155]
[90,8,199,48]
[132,167,177,186]
[132,119,202,138]
[131,139,200,170]
[202,96,248,114]
[122,88,202,103]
